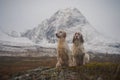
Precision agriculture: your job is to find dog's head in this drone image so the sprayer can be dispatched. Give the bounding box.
[73,32,84,43]
[56,30,66,39]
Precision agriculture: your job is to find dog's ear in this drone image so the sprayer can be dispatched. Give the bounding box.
[63,32,66,38]
[73,32,77,43]
[56,33,60,38]
[80,35,84,43]
[72,36,75,43]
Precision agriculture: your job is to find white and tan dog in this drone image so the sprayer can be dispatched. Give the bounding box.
[56,30,72,68]
[72,32,89,66]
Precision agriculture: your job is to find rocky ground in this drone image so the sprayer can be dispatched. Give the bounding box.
[0,53,120,80]
[11,63,120,80]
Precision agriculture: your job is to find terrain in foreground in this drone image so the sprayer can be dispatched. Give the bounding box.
[0,53,120,80]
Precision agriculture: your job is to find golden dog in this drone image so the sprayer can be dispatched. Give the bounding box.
[56,30,72,68]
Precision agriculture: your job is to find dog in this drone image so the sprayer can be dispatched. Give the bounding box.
[83,53,89,65]
[56,30,72,68]
[72,32,89,66]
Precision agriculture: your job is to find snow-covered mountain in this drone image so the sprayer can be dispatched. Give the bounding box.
[0,30,33,45]
[8,31,20,37]
[0,30,56,57]
[0,8,120,55]
[21,8,120,54]
[21,8,90,43]
[0,30,34,52]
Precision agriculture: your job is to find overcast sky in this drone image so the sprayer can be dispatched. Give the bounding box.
[0,0,120,41]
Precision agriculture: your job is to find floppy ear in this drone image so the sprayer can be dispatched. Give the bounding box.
[80,35,84,43]
[63,32,66,38]
[56,33,60,38]
[72,36,75,43]
[73,32,77,43]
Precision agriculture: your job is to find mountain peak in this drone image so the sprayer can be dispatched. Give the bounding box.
[57,8,81,14]
[22,8,94,43]
[21,8,120,54]
[53,8,83,19]
[48,8,87,31]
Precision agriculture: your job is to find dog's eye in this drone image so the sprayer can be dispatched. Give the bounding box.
[59,31,62,33]
[78,33,80,35]
[75,33,77,35]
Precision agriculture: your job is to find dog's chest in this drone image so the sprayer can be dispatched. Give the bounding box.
[73,46,84,54]
[57,42,68,50]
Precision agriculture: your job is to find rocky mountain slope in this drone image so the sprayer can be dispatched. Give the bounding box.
[0,8,120,54]
[0,30,56,57]
[21,8,120,54]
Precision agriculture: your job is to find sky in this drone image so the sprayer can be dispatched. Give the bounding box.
[0,0,120,41]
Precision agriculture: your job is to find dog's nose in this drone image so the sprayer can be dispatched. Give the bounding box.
[75,35,80,39]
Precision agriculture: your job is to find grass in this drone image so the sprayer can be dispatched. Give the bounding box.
[0,56,57,80]
[0,54,120,80]
[64,63,120,80]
